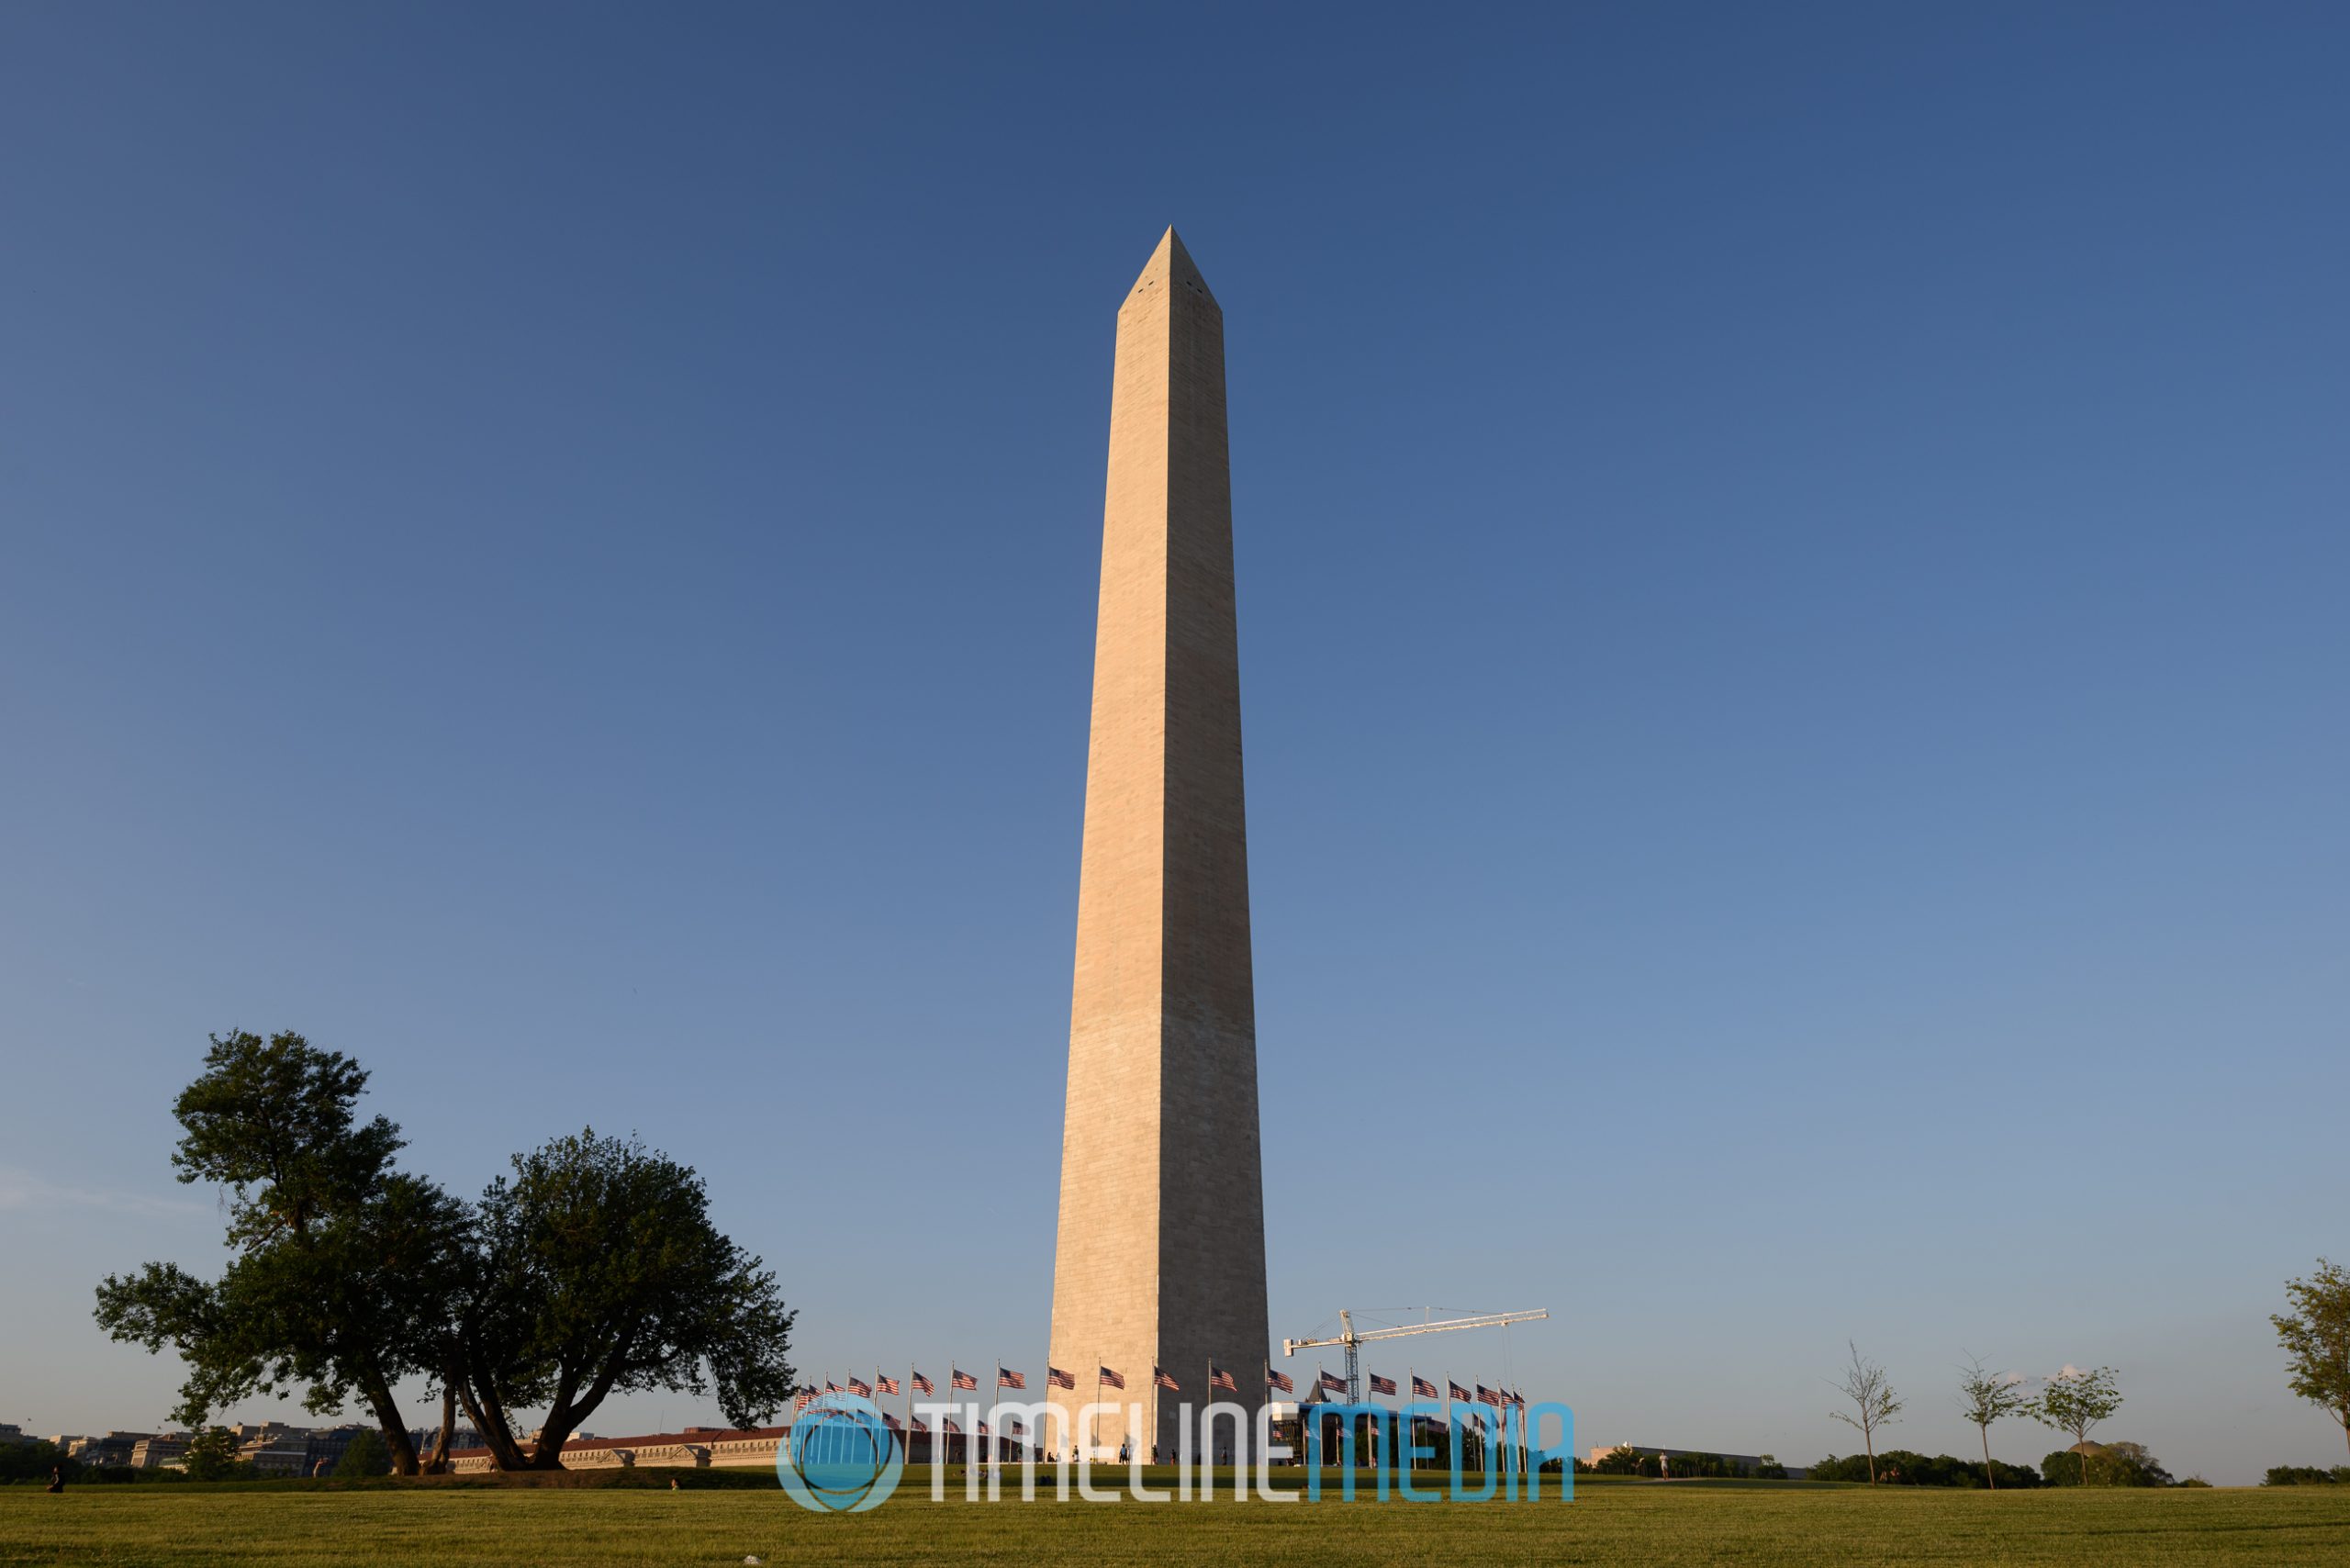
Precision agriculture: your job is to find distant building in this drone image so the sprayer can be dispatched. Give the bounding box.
[301,1425,377,1474]
[130,1434,190,1470]
[238,1434,314,1476]
[442,1414,1016,1474]
[71,1432,151,1468]
[407,1424,481,1456]
[0,1425,26,1445]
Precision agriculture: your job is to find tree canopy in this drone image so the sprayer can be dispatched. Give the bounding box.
[2028,1366,2123,1486]
[1957,1355,2030,1490]
[453,1128,797,1469]
[2272,1259,2350,1460]
[95,1032,460,1474]
[1829,1342,1903,1484]
[97,1032,794,1473]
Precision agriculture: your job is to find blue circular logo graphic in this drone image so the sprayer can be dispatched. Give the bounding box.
[777,1393,902,1513]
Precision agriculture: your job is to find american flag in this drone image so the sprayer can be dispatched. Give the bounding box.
[978,1421,990,1437]
[1476,1384,1500,1406]
[1209,1363,1237,1393]
[998,1366,1026,1390]
[824,1380,842,1394]
[1369,1373,1397,1396]
[1153,1366,1181,1392]
[793,1387,816,1410]
[1099,1365,1125,1390]
[951,1368,979,1391]
[1449,1381,1472,1402]
[1046,1366,1077,1390]
[1413,1375,1439,1398]
[882,1413,902,1432]
[1317,1370,1348,1394]
[910,1416,928,1433]
[846,1377,873,1397]
[876,1374,901,1395]
[912,1371,934,1395]
[1266,1365,1294,1394]
[942,1417,962,1434]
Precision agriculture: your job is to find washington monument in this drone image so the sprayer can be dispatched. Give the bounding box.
[1046,229,1269,1459]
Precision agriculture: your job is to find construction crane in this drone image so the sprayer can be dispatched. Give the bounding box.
[1282,1307,1549,1404]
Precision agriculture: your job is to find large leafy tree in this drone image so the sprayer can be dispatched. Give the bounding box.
[94,1031,465,1475]
[453,1128,796,1469]
[2272,1260,2350,1460]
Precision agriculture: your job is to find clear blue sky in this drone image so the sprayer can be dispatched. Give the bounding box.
[3,3,2344,1483]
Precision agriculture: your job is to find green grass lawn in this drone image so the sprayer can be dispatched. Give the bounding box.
[5,1474,2347,1566]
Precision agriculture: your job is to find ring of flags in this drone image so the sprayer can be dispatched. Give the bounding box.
[791,1357,1530,1443]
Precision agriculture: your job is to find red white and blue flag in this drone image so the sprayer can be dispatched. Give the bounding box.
[1047,1367,1077,1390]
[912,1371,934,1395]
[847,1377,873,1397]
[794,1387,816,1410]
[1369,1373,1397,1396]
[910,1416,928,1432]
[1153,1366,1182,1392]
[998,1367,1026,1391]
[1209,1363,1238,1393]
[951,1368,979,1392]
[876,1374,901,1395]
[942,1417,962,1435]
[1266,1365,1293,1394]
[1099,1365,1125,1390]
[1317,1370,1348,1394]
[882,1413,902,1432]
[1449,1380,1472,1402]
[1476,1384,1501,1406]
[1413,1375,1439,1398]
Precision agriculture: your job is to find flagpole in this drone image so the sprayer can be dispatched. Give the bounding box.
[1428,1372,1447,1485]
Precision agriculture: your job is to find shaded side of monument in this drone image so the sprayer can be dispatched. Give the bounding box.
[1046,229,1269,1461]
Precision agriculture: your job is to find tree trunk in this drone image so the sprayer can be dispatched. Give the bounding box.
[420,1384,457,1473]
[527,1382,581,1469]
[2078,1434,2090,1486]
[356,1372,421,1476]
[457,1375,532,1472]
[1864,1428,1875,1484]
[1981,1427,1994,1491]
[528,1327,636,1469]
